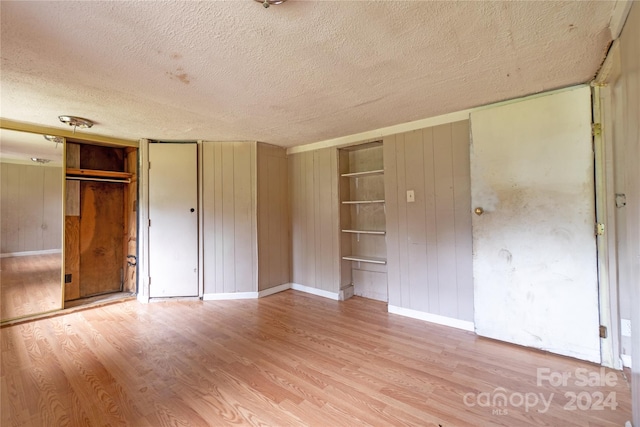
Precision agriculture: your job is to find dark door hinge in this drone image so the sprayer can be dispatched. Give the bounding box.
[599,325,607,338]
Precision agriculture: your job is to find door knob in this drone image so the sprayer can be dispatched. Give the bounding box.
[190,208,195,212]
[474,207,484,216]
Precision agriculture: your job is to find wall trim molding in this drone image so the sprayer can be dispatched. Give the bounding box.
[388,305,475,332]
[200,283,349,301]
[0,249,62,258]
[258,283,292,298]
[203,292,259,301]
[290,283,342,300]
[286,84,588,155]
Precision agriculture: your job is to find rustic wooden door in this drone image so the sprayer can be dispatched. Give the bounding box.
[148,143,198,297]
[79,181,124,297]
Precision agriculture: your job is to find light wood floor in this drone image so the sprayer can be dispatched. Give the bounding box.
[1,290,632,426]
[1,254,62,320]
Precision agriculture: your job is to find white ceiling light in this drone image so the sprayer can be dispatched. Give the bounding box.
[255,0,286,8]
[58,115,94,132]
[44,134,64,143]
[31,157,51,164]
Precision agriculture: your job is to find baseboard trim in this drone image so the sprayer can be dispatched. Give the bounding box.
[388,305,475,332]
[258,283,292,298]
[290,283,341,301]
[203,292,259,301]
[1,249,62,258]
[200,283,348,302]
[621,354,632,368]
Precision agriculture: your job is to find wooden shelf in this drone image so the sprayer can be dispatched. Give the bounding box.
[341,169,384,178]
[66,168,132,183]
[341,229,386,235]
[342,200,385,205]
[342,255,387,265]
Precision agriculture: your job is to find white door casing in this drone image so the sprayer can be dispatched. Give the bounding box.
[149,143,198,297]
[470,86,601,363]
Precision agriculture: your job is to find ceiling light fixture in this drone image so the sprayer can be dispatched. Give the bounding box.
[58,115,94,133]
[44,134,64,149]
[31,157,51,164]
[44,134,64,144]
[255,0,286,8]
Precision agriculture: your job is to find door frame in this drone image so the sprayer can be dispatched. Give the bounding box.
[139,139,201,301]
[592,41,623,369]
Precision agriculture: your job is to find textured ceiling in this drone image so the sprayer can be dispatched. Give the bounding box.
[1,1,614,148]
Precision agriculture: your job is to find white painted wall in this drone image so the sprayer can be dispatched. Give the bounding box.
[470,87,600,363]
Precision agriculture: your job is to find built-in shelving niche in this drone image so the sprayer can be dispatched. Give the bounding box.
[338,141,388,302]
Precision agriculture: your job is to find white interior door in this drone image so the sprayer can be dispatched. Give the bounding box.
[149,143,198,297]
[470,87,601,363]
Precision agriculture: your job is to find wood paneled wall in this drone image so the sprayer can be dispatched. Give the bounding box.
[384,120,473,321]
[257,143,290,291]
[201,141,258,294]
[1,162,62,254]
[289,148,342,293]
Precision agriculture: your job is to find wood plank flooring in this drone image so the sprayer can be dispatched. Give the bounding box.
[1,290,633,426]
[1,254,62,320]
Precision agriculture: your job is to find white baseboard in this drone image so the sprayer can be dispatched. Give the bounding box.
[388,305,475,332]
[203,292,259,301]
[290,283,341,300]
[1,249,62,258]
[258,283,292,298]
[621,354,632,368]
[199,282,348,302]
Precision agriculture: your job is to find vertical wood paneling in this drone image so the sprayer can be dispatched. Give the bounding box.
[330,149,341,290]
[221,144,236,293]
[451,121,474,321]
[304,152,316,288]
[383,136,401,306]
[201,143,216,294]
[288,148,341,293]
[422,128,440,314]
[201,142,258,295]
[1,163,19,253]
[404,131,428,311]
[43,167,63,250]
[290,154,302,283]
[20,165,43,251]
[395,134,411,308]
[257,143,290,291]
[1,163,62,254]
[385,121,473,322]
[213,143,224,293]
[257,145,269,289]
[234,143,253,292]
[432,124,458,318]
[318,150,333,292]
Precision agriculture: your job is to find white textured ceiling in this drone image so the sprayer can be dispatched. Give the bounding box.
[1,1,614,148]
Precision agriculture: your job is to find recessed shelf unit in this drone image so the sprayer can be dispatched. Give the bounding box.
[338,140,388,301]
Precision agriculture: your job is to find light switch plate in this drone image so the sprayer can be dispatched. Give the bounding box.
[407,190,415,203]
